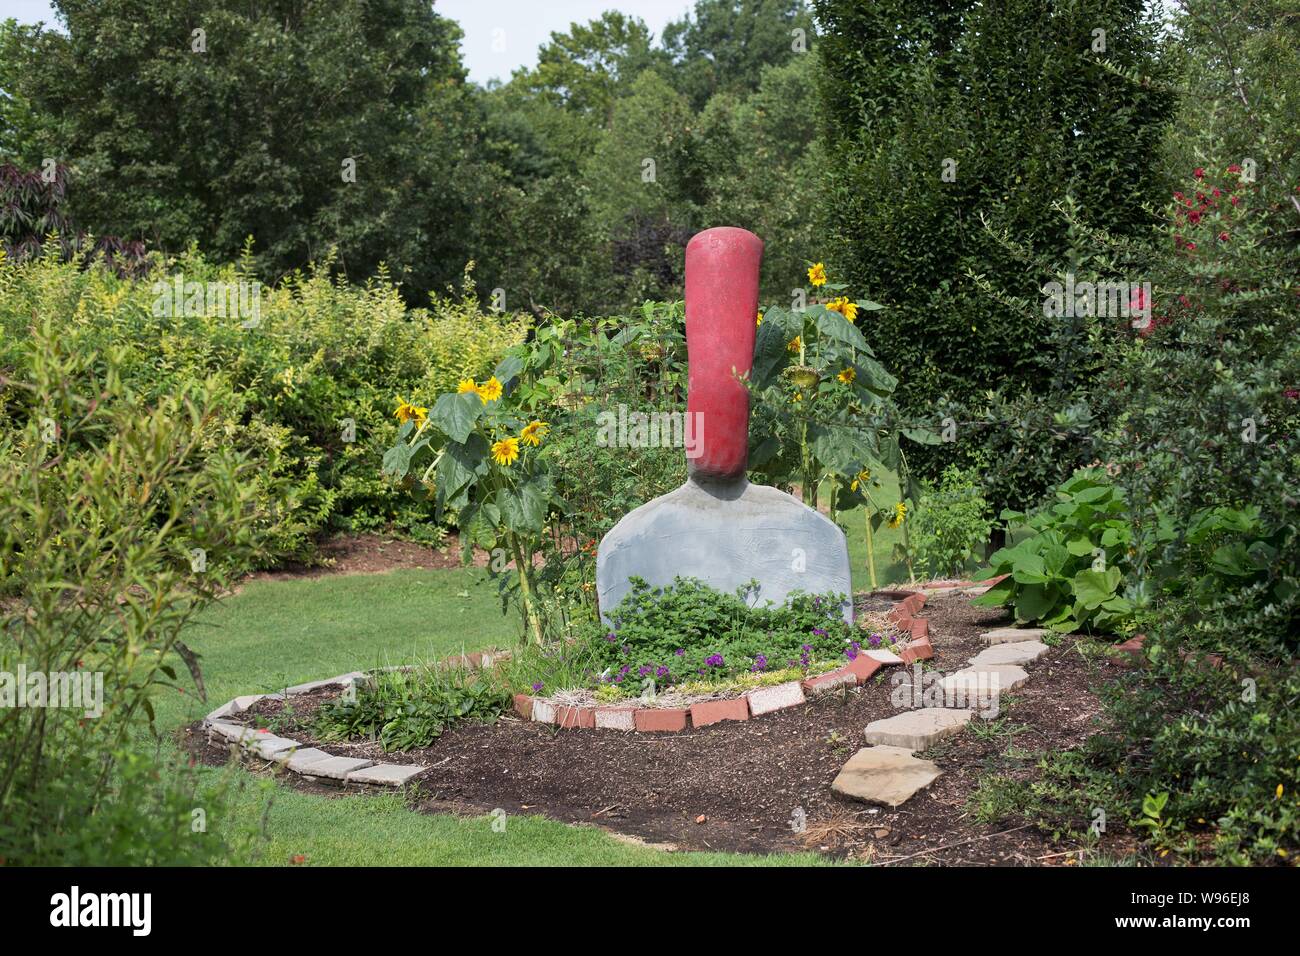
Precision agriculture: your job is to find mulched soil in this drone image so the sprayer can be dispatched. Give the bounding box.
[236,532,490,588]
[190,589,1141,864]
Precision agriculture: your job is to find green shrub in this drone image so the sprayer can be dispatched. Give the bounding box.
[974,468,1133,633]
[912,465,993,579]
[315,666,509,752]
[0,318,269,864]
[0,250,528,564]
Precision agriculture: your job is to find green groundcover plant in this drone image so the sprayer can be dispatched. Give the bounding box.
[574,576,883,693]
[315,666,509,752]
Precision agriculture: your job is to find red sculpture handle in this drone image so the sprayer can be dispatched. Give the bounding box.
[684,226,764,482]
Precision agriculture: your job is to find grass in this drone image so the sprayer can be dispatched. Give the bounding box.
[162,565,832,866]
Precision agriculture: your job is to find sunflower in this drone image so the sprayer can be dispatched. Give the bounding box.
[887,501,907,529]
[826,296,859,322]
[520,419,549,447]
[786,335,802,353]
[478,376,504,402]
[807,262,827,287]
[491,436,520,466]
[756,311,763,326]
[457,378,479,397]
[837,367,856,384]
[849,468,871,492]
[393,396,427,425]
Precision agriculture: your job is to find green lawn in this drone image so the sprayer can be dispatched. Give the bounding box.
[166,565,833,866]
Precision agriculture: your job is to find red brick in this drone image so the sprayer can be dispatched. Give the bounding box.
[634,708,689,733]
[553,704,595,729]
[910,618,929,640]
[888,604,913,627]
[512,694,533,720]
[1113,633,1147,668]
[904,593,927,614]
[845,654,883,684]
[690,697,750,727]
[465,652,484,668]
[802,666,858,696]
[900,637,933,664]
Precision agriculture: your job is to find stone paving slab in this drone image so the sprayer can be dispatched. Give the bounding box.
[283,747,333,772]
[864,708,973,751]
[980,627,1047,645]
[207,720,256,745]
[243,734,302,760]
[297,756,374,781]
[863,648,903,665]
[831,746,942,808]
[939,664,1030,705]
[346,763,427,786]
[968,640,1049,667]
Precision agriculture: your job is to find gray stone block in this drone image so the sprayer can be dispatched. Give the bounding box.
[243,734,301,760]
[596,477,852,624]
[283,747,333,772]
[346,764,427,786]
[298,756,374,781]
[968,641,1049,667]
[980,627,1048,645]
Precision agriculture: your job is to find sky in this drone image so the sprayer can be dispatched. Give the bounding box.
[7,0,698,86]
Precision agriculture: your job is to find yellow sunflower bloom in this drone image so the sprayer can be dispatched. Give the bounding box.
[849,468,871,492]
[478,376,503,402]
[837,367,856,384]
[807,262,827,287]
[520,420,549,447]
[827,297,859,322]
[887,501,908,529]
[756,311,763,326]
[491,436,520,466]
[457,378,479,396]
[393,396,427,425]
[786,335,801,353]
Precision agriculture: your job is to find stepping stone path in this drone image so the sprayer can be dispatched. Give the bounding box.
[832,608,1059,808]
[831,746,943,808]
[979,626,1047,645]
[864,708,972,750]
[968,640,1049,667]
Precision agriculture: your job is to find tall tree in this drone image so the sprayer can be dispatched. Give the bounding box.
[814,0,1173,500]
[663,0,815,109]
[18,0,485,293]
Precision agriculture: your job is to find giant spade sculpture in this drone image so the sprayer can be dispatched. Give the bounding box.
[596,226,853,624]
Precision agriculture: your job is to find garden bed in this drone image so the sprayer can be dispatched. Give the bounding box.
[189,589,1136,862]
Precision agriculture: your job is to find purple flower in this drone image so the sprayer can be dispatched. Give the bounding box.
[705,653,725,668]
[751,654,768,672]
[656,665,670,678]
[531,681,544,692]
[812,628,827,637]
[621,645,630,655]
[638,664,652,677]
[868,633,882,648]
[614,675,624,683]
[605,632,617,642]
[619,664,630,675]
[801,643,813,653]
[674,648,685,657]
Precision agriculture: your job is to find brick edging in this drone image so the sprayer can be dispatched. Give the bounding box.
[517,590,937,734]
